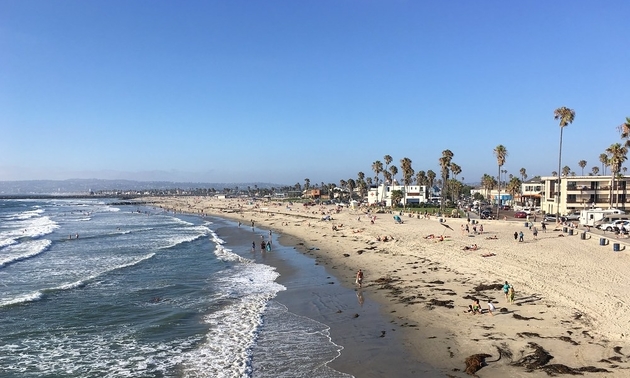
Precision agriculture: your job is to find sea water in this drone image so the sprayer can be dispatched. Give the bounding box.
[0,199,352,378]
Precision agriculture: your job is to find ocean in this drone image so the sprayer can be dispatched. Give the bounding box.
[0,198,353,378]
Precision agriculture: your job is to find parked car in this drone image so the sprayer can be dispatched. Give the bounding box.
[514,211,527,219]
[543,214,567,223]
[564,213,580,221]
[480,210,493,219]
[599,220,629,232]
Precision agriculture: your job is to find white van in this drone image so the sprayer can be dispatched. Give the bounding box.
[595,214,630,228]
[580,208,626,226]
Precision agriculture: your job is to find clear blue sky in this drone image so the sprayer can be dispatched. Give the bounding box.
[2,1,629,185]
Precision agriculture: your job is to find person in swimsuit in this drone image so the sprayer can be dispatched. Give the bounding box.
[356,269,364,288]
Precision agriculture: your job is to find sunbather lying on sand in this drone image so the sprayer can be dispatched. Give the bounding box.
[485,235,498,240]
[481,252,496,257]
[462,244,478,251]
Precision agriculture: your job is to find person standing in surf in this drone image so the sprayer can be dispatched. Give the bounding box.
[356,269,364,288]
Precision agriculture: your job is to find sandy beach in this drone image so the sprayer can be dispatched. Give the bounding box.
[144,196,630,377]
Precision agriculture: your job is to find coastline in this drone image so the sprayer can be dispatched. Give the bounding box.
[146,196,630,377]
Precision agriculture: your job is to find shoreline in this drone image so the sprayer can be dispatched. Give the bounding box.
[145,196,630,377]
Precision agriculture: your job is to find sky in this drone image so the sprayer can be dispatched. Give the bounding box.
[1,1,629,185]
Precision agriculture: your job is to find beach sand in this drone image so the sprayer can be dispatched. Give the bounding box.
[146,196,630,377]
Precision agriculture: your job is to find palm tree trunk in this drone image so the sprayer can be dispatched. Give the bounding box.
[557,127,564,217]
[496,168,501,219]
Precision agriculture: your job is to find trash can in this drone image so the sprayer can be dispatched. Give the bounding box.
[599,238,607,246]
[562,227,568,233]
[580,232,586,240]
[569,229,574,236]
[613,243,620,252]
[524,222,528,227]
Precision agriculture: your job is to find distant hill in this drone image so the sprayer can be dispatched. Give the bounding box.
[0,179,282,195]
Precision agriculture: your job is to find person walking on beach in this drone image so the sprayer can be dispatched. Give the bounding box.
[513,231,518,241]
[541,221,547,233]
[252,241,256,252]
[532,226,538,239]
[508,286,515,303]
[503,281,511,301]
[355,269,364,288]
[518,231,524,242]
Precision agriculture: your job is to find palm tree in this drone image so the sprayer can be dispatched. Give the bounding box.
[400,158,414,208]
[346,179,356,201]
[389,165,398,186]
[450,163,462,201]
[427,170,436,190]
[372,160,383,202]
[384,155,392,175]
[481,174,496,202]
[519,168,527,181]
[618,117,630,147]
[578,160,587,176]
[606,143,628,208]
[507,177,522,203]
[562,166,571,177]
[357,172,366,199]
[415,170,426,186]
[439,150,454,212]
[338,180,347,201]
[493,145,508,218]
[554,106,575,216]
[592,166,599,176]
[599,153,608,175]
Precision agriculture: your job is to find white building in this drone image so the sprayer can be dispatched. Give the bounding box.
[367,184,429,207]
[540,175,630,215]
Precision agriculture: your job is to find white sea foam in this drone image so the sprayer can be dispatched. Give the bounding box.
[3,214,59,240]
[0,329,201,377]
[0,239,52,268]
[158,233,204,250]
[213,244,251,263]
[177,259,285,377]
[3,208,44,221]
[0,290,44,307]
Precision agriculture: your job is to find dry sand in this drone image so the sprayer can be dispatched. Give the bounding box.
[144,196,630,377]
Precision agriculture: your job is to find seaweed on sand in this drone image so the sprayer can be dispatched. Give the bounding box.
[464,353,492,376]
[512,342,553,370]
[426,298,454,309]
[474,283,503,291]
[513,313,543,321]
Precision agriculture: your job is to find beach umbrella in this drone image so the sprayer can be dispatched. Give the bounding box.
[440,222,453,234]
